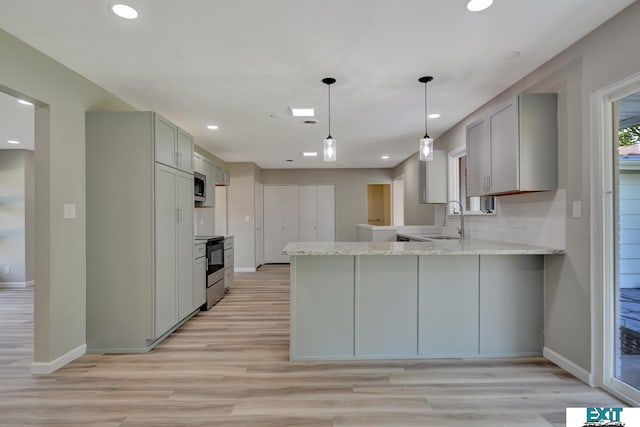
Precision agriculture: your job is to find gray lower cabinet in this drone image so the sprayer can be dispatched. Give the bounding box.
[86,112,196,353]
[290,254,545,360]
[421,256,479,356]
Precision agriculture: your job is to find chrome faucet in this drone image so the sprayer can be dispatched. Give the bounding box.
[445,200,465,239]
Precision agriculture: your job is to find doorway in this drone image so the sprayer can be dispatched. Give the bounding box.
[597,74,640,405]
[367,184,391,226]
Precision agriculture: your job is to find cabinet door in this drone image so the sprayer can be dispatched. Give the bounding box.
[201,159,216,207]
[263,185,283,263]
[255,182,264,267]
[281,186,299,262]
[466,118,491,197]
[194,256,206,307]
[489,101,518,194]
[154,163,178,337]
[177,171,195,319]
[155,115,177,168]
[177,129,194,173]
[316,185,335,242]
[299,186,317,242]
[193,153,203,174]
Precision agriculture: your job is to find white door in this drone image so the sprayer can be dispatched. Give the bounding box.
[316,185,335,241]
[263,185,283,263]
[281,186,299,262]
[299,186,317,242]
[154,163,178,337]
[177,170,194,319]
[255,182,264,267]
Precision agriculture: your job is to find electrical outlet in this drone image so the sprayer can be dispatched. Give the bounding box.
[3,265,10,275]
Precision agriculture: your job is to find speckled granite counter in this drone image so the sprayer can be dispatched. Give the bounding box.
[283,239,564,256]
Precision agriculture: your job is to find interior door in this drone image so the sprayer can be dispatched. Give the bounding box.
[281,186,299,263]
[263,185,283,263]
[316,185,335,241]
[299,186,317,242]
[255,182,264,267]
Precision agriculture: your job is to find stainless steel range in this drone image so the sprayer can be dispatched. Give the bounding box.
[204,236,225,310]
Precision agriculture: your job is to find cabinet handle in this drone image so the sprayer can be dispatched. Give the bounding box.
[177,208,180,222]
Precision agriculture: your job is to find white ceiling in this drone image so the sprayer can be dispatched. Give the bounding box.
[0,91,34,151]
[0,0,635,168]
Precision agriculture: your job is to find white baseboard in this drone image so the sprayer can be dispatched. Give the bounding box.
[544,346,594,386]
[235,267,256,273]
[31,344,86,375]
[0,280,34,288]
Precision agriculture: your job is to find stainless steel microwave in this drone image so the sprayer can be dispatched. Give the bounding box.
[194,172,206,203]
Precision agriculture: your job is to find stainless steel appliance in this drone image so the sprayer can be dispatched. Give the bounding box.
[204,236,225,310]
[194,172,206,203]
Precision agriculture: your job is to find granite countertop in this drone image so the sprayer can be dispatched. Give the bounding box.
[283,240,565,256]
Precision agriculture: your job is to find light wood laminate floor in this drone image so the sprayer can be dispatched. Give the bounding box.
[0,265,622,426]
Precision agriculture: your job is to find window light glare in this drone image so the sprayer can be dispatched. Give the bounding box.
[111,4,139,19]
[7,140,20,144]
[18,99,33,106]
[381,155,390,160]
[290,108,315,117]
[466,0,493,12]
[206,125,219,130]
[428,113,441,119]
[303,152,318,157]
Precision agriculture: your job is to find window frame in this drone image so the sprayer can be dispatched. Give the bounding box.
[447,145,495,216]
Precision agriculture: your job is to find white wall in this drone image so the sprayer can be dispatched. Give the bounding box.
[260,168,394,241]
[432,1,640,376]
[0,28,134,366]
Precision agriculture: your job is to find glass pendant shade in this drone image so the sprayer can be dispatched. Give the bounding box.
[419,136,433,161]
[324,136,337,162]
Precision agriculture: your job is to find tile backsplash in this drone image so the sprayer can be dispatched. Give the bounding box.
[436,189,566,249]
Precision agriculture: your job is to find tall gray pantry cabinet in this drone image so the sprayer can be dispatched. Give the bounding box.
[86,112,198,353]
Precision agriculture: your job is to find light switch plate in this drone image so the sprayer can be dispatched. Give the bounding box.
[572,201,582,218]
[64,203,76,219]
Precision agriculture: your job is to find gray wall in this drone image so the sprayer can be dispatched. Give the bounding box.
[393,152,437,225]
[261,168,395,241]
[227,163,258,269]
[431,0,640,374]
[0,28,134,364]
[0,149,33,284]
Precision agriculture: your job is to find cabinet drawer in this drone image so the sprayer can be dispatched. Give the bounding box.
[195,243,206,259]
[224,266,234,289]
[224,248,234,267]
[224,236,234,250]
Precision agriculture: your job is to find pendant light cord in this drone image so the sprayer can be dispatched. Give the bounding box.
[328,83,332,138]
[424,81,428,138]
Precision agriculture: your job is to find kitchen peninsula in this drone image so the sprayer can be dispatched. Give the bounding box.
[284,240,563,361]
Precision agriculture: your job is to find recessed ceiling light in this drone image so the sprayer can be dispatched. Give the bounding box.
[206,125,219,130]
[381,155,390,160]
[303,152,318,157]
[110,4,139,19]
[17,99,33,106]
[290,107,315,117]
[428,113,441,119]
[7,140,20,144]
[466,0,493,12]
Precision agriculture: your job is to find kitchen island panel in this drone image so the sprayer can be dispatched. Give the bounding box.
[421,255,480,356]
[291,255,355,359]
[479,255,544,356]
[357,256,418,357]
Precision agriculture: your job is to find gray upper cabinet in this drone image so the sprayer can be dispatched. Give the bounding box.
[86,111,196,353]
[466,93,558,197]
[418,150,448,204]
[155,114,193,173]
[193,152,216,207]
[215,166,230,186]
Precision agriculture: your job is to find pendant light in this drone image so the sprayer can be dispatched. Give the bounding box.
[322,77,337,162]
[418,76,434,161]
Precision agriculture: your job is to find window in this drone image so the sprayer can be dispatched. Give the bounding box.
[448,146,495,215]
